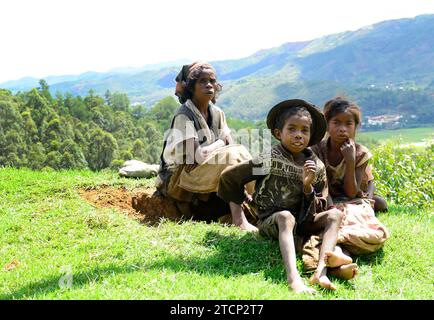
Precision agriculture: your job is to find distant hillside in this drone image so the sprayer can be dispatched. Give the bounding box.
[2,15,434,125]
[0,59,191,96]
[297,15,434,84]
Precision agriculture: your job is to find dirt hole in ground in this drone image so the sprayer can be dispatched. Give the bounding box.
[77,186,234,226]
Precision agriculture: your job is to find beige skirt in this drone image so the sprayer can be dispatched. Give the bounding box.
[301,198,390,272]
[178,144,253,194]
[336,198,390,255]
[163,144,253,202]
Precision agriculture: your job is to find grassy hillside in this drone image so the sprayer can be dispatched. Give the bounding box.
[358,127,434,146]
[1,143,433,299]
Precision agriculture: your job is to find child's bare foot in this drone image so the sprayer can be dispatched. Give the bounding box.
[237,221,258,232]
[310,273,337,290]
[325,248,352,268]
[328,263,358,280]
[289,278,316,295]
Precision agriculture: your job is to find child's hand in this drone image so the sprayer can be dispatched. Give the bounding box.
[244,191,253,203]
[303,160,316,192]
[200,146,212,159]
[340,138,356,162]
[199,140,225,160]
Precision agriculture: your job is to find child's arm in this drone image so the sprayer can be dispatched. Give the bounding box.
[326,194,335,209]
[300,160,328,221]
[341,139,366,198]
[224,134,234,145]
[303,160,316,194]
[196,139,226,162]
[183,138,225,168]
[366,180,375,199]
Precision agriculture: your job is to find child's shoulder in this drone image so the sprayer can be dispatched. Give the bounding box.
[355,141,369,151]
[355,142,372,157]
[354,142,373,166]
[308,148,326,169]
[310,139,327,158]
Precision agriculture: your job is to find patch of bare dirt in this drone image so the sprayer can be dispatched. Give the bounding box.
[77,186,182,225]
[77,186,257,226]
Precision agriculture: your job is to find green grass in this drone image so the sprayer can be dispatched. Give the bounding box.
[0,168,433,300]
[358,127,434,145]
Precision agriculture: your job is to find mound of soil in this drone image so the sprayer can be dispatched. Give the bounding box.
[77,186,182,225]
[77,186,236,225]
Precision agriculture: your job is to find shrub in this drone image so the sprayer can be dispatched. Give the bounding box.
[371,142,433,209]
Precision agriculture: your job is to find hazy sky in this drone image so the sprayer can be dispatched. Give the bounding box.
[1,0,434,83]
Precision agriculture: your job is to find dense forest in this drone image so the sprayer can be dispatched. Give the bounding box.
[0,81,265,171]
[0,80,177,170]
[1,79,432,171]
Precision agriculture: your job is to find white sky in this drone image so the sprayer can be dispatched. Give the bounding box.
[1,0,434,83]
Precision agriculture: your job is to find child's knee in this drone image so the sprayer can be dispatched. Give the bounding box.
[327,208,343,224]
[219,166,235,184]
[276,210,296,228]
[374,196,388,212]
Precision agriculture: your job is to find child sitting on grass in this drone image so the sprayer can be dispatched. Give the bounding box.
[218,99,346,294]
[311,97,390,257]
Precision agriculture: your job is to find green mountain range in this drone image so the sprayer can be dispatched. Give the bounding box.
[2,14,434,124]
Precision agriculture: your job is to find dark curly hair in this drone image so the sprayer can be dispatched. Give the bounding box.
[175,62,222,104]
[323,97,361,127]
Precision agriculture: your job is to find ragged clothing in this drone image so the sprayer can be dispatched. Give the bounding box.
[155,99,248,221]
[161,99,231,172]
[177,144,252,194]
[308,137,390,258]
[218,144,328,226]
[311,137,373,199]
[156,99,232,198]
[335,198,390,255]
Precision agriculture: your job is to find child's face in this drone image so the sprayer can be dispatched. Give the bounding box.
[328,111,357,143]
[274,115,311,154]
[193,69,217,101]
